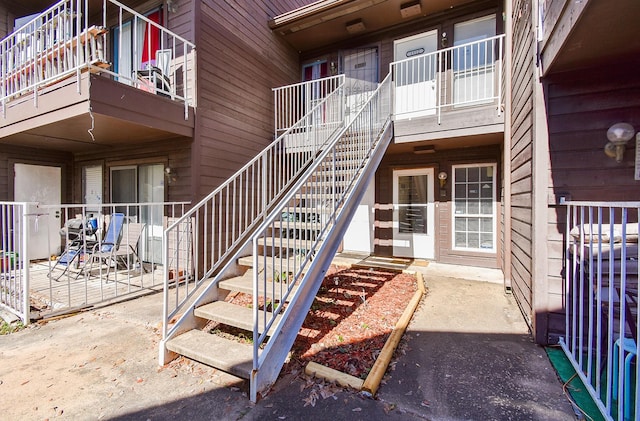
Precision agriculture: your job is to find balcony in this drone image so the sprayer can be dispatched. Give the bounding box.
[0,0,196,152]
[390,34,505,143]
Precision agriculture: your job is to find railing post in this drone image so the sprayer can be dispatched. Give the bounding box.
[21,203,30,325]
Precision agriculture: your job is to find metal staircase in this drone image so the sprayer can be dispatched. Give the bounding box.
[160,74,392,402]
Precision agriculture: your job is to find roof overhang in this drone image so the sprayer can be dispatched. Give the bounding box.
[269,0,478,52]
[540,0,640,75]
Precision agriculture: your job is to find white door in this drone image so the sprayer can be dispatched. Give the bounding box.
[393,30,438,119]
[393,168,435,259]
[453,15,496,105]
[342,48,378,120]
[14,164,61,260]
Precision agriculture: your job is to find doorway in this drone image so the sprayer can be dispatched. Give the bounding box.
[14,163,61,260]
[392,168,435,259]
[341,47,378,120]
[393,30,438,119]
[111,164,164,262]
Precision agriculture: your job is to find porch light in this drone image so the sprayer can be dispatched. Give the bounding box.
[604,122,635,163]
[166,0,178,13]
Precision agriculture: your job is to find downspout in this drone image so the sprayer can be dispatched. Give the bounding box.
[531,0,551,345]
[502,0,513,293]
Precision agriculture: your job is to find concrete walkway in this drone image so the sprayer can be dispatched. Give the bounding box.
[0,263,577,420]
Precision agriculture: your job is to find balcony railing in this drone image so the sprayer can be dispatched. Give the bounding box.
[0,201,189,323]
[562,201,639,421]
[0,0,195,119]
[390,34,504,123]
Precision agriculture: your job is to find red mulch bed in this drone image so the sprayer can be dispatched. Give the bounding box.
[228,265,417,380]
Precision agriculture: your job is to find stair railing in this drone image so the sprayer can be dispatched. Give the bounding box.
[249,73,393,401]
[161,75,345,340]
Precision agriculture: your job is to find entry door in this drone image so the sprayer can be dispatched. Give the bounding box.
[341,48,378,120]
[453,15,496,105]
[393,168,435,259]
[394,30,438,119]
[14,164,61,260]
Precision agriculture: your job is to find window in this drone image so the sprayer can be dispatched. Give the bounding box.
[82,165,103,212]
[112,8,163,83]
[452,164,496,252]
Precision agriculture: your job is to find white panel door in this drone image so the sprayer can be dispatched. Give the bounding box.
[393,168,435,259]
[393,30,438,119]
[342,48,378,121]
[14,164,61,260]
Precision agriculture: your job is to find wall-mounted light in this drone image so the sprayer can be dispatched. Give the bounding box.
[438,171,448,188]
[441,32,448,48]
[604,122,635,163]
[166,0,178,14]
[330,61,337,75]
[165,166,177,184]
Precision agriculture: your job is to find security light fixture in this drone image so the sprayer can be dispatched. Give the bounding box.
[604,122,635,163]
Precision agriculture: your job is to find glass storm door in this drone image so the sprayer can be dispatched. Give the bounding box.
[341,47,378,120]
[393,30,438,119]
[393,168,435,259]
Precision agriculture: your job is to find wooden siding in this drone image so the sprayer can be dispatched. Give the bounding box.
[509,0,535,328]
[191,0,307,199]
[543,60,640,342]
[375,144,502,269]
[73,137,192,204]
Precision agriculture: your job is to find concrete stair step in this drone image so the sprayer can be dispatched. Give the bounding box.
[195,301,282,335]
[219,267,300,299]
[165,329,253,379]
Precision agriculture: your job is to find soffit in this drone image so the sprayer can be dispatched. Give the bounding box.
[270,0,477,52]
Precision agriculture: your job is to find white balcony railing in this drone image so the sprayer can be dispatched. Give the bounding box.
[0,0,195,119]
[563,201,639,421]
[0,201,189,323]
[390,34,504,123]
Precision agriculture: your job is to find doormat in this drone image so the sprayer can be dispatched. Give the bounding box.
[545,347,605,421]
[354,255,414,271]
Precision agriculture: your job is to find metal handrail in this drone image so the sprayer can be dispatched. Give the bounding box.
[249,73,392,399]
[161,75,346,337]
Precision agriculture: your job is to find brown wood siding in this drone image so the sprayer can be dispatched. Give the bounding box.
[543,60,640,342]
[509,0,535,327]
[192,0,307,199]
[375,144,502,269]
[73,137,192,204]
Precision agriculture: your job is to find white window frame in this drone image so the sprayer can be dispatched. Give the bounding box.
[451,163,497,253]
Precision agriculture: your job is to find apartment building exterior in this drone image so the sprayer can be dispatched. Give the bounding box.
[2,0,639,412]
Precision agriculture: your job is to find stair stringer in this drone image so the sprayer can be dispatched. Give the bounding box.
[250,122,393,402]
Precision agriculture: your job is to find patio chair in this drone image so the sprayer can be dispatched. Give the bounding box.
[113,223,146,273]
[84,213,125,278]
[135,49,172,98]
[48,217,99,281]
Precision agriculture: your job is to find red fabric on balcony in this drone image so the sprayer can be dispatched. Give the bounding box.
[141,10,162,68]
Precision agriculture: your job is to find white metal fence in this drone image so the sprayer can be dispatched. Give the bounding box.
[273,75,345,137]
[390,34,504,123]
[562,201,639,421]
[0,201,188,321]
[0,0,196,118]
[0,202,30,324]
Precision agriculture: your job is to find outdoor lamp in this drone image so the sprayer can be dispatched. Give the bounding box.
[604,122,635,163]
